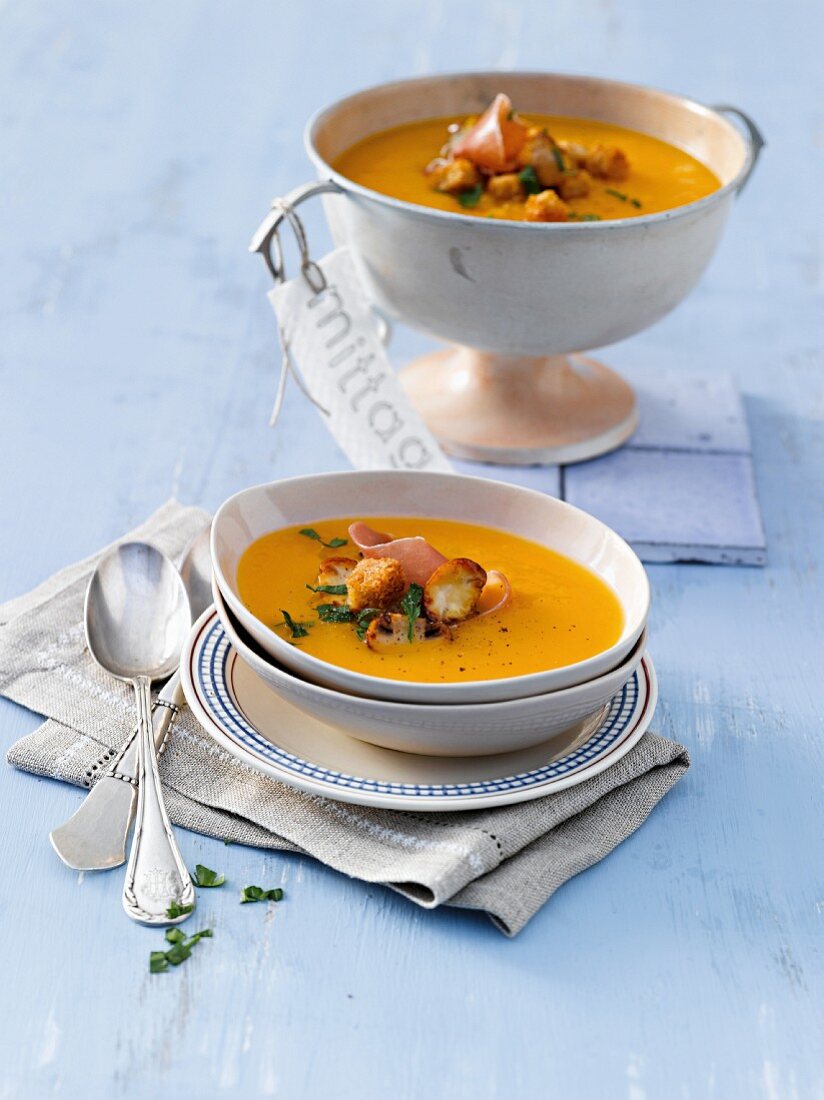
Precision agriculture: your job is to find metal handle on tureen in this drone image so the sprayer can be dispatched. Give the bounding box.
[249,178,392,344]
[711,105,765,196]
[249,179,343,286]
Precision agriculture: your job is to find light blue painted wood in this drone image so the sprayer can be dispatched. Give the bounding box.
[452,458,563,497]
[561,371,765,562]
[623,370,752,453]
[565,448,766,563]
[1,1,822,1098]
[460,371,765,563]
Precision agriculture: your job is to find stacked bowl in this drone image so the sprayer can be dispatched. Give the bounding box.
[200,471,650,759]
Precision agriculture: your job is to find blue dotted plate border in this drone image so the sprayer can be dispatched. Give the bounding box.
[193,617,644,799]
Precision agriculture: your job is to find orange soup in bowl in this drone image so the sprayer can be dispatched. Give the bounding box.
[236,516,624,684]
[333,93,720,223]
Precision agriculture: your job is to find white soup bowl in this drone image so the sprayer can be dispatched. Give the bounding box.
[213,582,647,757]
[211,470,650,704]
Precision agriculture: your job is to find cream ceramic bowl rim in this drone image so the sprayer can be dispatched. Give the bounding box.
[210,470,651,700]
[304,70,754,233]
[213,577,649,719]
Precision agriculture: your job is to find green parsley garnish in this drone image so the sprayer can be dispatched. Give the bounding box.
[165,901,194,919]
[150,951,169,973]
[457,184,483,208]
[605,187,642,208]
[240,885,284,904]
[568,212,602,221]
[306,583,348,596]
[316,603,354,624]
[400,583,424,643]
[551,145,566,172]
[355,608,381,641]
[164,941,193,966]
[518,166,542,195]
[187,929,213,945]
[149,928,212,973]
[192,864,225,888]
[299,528,348,549]
[280,609,311,639]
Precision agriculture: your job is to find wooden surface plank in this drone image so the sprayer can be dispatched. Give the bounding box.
[1,1,822,1097]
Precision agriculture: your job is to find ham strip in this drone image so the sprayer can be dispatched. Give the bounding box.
[348,521,393,549]
[475,570,512,618]
[347,522,512,608]
[348,522,447,587]
[451,93,527,174]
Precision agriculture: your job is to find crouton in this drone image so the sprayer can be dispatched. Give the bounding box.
[585,144,630,181]
[423,558,487,623]
[517,131,566,188]
[524,190,570,222]
[346,557,405,612]
[364,612,448,651]
[434,157,482,195]
[487,173,524,202]
[317,557,358,588]
[558,140,590,168]
[557,168,592,200]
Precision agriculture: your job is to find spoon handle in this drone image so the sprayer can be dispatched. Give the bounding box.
[122,675,195,924]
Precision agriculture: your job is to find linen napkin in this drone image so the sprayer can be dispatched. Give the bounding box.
[0,501,689,936]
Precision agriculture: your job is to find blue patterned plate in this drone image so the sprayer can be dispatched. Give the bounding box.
[181,613,657,812]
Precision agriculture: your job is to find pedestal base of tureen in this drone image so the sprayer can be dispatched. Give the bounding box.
[400,347,639,466]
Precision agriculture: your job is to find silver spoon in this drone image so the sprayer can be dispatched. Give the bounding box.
[85,541,194,924]
[50,525,212,872]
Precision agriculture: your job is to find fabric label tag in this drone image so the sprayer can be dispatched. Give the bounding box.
[268,247,452,472]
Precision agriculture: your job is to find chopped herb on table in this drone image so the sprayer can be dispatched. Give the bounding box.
[165,901,194,919]
[457,184,483,208]
[279,609,311,639]
[149,928,213,973]
[400,583,424,642]
[150,951,170,974]
[299,527,348,549]
[241,885,284,904]
[192,864,225,888]
[306,582,348,596]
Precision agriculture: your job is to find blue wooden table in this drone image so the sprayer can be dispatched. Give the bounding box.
[2,2,822,1096]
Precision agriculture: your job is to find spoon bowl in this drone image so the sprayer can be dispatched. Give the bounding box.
[85,541,191,682]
